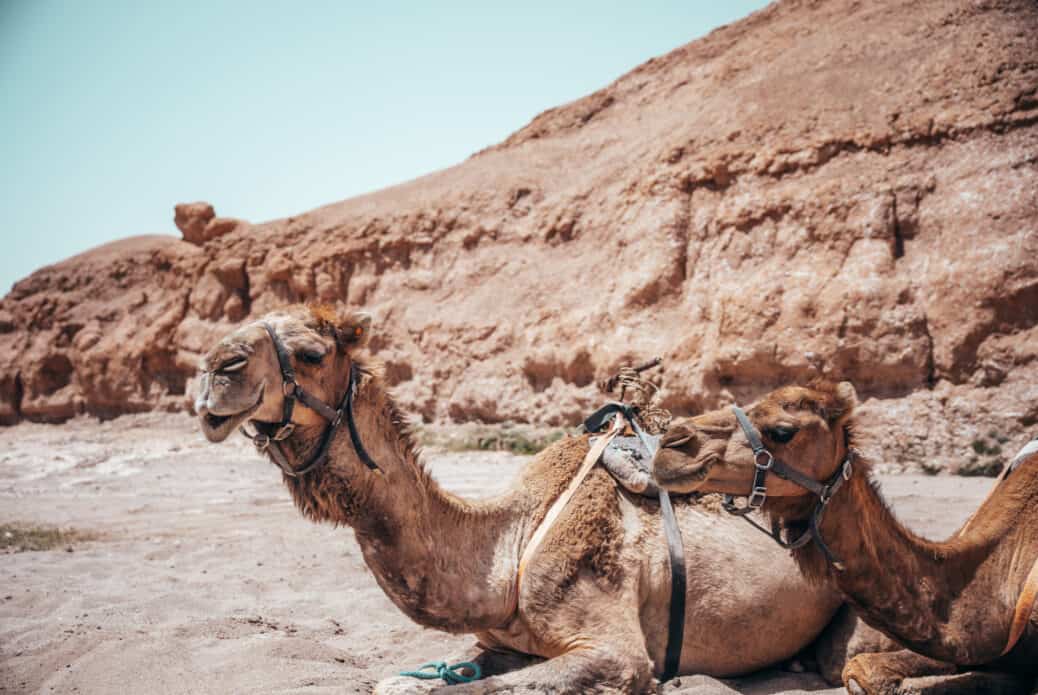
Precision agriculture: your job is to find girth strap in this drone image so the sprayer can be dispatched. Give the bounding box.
[658,487,686,681]
[628,418,685,682]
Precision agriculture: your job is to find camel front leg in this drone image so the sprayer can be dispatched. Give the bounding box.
[429,644,654,695]
[811,605,901,685]
[843,649,1030,695]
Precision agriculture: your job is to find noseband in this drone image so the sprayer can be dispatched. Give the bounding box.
[239,322,380,477]
[722,405,854,570]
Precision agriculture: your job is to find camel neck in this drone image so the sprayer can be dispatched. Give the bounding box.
[788,463,1037,665]
[278,370,526,632]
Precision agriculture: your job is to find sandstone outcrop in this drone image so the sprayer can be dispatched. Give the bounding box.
[2,0,1036,471]
[174,202,244,245]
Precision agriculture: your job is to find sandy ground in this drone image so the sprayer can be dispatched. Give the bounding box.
[0,414,994,695]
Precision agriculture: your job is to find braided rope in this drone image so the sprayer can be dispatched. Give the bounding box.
[602,360,672,435]
[400,660,482,685]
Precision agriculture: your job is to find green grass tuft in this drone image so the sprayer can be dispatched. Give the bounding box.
[0,523,97,553]
[415,423,568,455]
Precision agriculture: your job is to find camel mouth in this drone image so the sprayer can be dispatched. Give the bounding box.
[652,450,717,494]
[199,388,264,443]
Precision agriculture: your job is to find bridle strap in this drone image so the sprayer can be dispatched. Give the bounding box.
[724,405,853,570]
[240,323,380,476]
[344,362,379,471]
[262,322,297,427]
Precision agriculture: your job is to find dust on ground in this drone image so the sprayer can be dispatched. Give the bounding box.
[0,414,993,694]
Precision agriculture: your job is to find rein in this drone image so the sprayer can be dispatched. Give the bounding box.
[722,405,854,570]
[239,322,380,477]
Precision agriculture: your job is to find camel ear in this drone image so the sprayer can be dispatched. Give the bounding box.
[336,310,372,349]
[831,381,858,423]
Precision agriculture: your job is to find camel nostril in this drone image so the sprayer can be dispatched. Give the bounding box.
[661,423,698,450]
[662,434,694,449]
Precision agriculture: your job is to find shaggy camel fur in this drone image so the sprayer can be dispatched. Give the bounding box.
[193,306,851,693]
[653,380,1038,695]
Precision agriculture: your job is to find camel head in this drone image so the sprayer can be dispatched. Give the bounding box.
[194,305,372,442]
[653,380,858,500]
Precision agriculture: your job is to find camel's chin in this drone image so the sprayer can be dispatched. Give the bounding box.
[199,403,260,443]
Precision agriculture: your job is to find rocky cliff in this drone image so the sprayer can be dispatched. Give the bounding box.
[2,0,1036,471]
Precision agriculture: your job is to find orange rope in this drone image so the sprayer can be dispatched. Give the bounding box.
[516,414,624,590]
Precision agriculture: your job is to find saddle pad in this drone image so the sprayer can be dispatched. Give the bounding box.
[592,434,661,497]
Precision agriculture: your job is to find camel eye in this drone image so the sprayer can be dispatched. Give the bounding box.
[218,358,247,373]
[297,350,324,365]
[765,426,798,444]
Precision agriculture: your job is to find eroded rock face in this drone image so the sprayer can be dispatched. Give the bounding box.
[174,202,244,245]
[2,0,1036,470]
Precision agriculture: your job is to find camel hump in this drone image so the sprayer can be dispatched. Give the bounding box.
[1007,437,1038,477]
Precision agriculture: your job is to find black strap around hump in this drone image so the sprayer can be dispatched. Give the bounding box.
[658,486,686,681]
[623,417,686,682]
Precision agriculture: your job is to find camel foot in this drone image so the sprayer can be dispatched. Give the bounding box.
[812,606,901,686]
[846,677,867,695]
[843,649,955,695]
[842,649,1030,695]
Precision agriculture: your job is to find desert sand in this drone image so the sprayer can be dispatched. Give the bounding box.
[0,414,995,694]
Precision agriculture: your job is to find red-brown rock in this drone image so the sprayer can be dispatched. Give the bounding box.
[174,202,215,245]
[174,203,244,245]
[2,0,1036,472]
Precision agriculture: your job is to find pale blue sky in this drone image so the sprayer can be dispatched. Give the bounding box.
[0,1,769,294]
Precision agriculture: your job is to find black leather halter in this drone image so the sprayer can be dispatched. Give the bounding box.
[239,322,380,477]
[722,405,854,570]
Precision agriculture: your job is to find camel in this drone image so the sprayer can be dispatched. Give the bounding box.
[193,305,853,693]
[652,379,1038,694]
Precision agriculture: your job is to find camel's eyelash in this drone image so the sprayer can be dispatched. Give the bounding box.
[765,426,798,444]
[297,350,324,365]
[218,358,247,373]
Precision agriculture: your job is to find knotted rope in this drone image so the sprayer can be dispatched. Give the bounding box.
[399,660,482,685]
[600,357,672,434]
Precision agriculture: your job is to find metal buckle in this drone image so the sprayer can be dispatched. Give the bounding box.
[754,449,774,471]
[282,381,296,397]
[272,423,295,441]
[252,433,270,451]
[842,459,853,480]
[748,486,768,508]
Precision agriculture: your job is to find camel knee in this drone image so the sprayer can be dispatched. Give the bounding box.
[586,646,653,692]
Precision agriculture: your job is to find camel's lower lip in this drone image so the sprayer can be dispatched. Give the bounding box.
[199,388,264,443]
[204,412,232,429]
